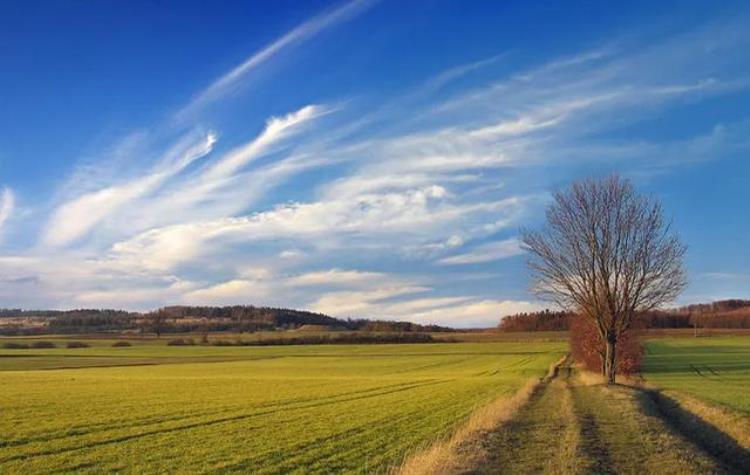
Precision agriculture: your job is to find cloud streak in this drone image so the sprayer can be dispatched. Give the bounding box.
[178,0,377,118]
[438,238,524,265]
[0,187,14,236]
[42,132,217,247]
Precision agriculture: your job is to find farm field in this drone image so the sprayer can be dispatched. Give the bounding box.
[0,340,565,474]
[643,336,750,414]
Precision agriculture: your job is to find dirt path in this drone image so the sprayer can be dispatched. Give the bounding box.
[470,360,582,474]
[468,359,742,474]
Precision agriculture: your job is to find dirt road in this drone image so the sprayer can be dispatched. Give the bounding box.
[469,359,748,474]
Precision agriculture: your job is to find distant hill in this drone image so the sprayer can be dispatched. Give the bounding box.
[498,299,750,332]
[0,305,453,335]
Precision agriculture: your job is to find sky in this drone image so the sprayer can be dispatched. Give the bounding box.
[0,0,749,327]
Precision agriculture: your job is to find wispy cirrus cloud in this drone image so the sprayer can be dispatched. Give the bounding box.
[0,187,14,237]
[106,185,524,271]
[177,0,377,119]
[42,132,217,247]
[438,238,523,265]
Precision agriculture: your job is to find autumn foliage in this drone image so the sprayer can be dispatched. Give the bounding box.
[570,315,643,376]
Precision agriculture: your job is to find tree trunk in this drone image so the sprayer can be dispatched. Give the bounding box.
[604,335,617,384]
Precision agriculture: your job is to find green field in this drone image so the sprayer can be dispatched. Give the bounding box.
[643,336,750,414]
[0,339,564,474]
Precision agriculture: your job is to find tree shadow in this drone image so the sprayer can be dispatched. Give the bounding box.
[635,388,750,474]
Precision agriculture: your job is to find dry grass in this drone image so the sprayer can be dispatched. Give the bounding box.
[393,356,568,475]
[576,369,605,386]
[576,367,643,387]
[557,376,585,473]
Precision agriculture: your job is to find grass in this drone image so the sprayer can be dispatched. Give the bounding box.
[643,336,750,414]
[567,382,722,473]
[395,356,566,475]
[643,335,750,455]
[0,339,565,474]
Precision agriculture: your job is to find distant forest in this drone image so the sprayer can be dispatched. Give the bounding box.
[0,305,452,335]
[498,299,750,332]
[2,299,749,335]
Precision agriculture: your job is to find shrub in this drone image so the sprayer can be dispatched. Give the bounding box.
[166,338,195,346]
[2,342,30,349]
[570,315,643,376]
[210,340,234,346]
[112,341,132,347]
[30,341,56,349]
[66,341,90,348]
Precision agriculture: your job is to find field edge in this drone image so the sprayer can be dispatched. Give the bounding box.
[392,355,569,475]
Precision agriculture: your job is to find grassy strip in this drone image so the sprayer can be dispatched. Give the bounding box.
[568,382,722,473]
[393,355,568,475]
[569,366,742,473]
[471,359,586,474]
[664,392,750,450]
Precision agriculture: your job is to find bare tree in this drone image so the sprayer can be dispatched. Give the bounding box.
[144,309,167,338]
[522,175,686,383]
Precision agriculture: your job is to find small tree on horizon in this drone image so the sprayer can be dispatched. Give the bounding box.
[145,309,167,338]
[522,175,686,383]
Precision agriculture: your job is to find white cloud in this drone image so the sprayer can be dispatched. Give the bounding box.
[405,299,544,328]
[74,280,198,308]
[42,132,217,247]
[107,186,522,271]
[0,187,15,236]
[278,249,306,260]
[438,238,524,265]
[123,105,328,234]
[309,289,542,328]
[310,286,429,316]
[202,105,324,181]
[183,279,271,306]
[288,269,387,286]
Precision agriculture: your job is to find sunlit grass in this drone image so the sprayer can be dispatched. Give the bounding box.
[0,340,564,473]
[643,336,750,414]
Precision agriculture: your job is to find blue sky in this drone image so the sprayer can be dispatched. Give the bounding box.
[1,0,749,326]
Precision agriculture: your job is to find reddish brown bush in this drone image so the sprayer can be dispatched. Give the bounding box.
[570,315,643,376]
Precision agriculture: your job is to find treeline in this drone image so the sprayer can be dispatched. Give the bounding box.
[0,309,138,334]
[496,310,571,332]
[146,305,342,333]
[144,306,453,335]
[0,308,136,319]
[49,310,139,332]
[499,299,750,332]
[347,320,451,333]
[0,305,453,335]
[168,332,440,346]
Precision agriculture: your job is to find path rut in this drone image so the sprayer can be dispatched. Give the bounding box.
[467,358,742,474]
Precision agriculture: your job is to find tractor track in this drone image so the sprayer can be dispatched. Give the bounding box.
[467,357,748,474]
